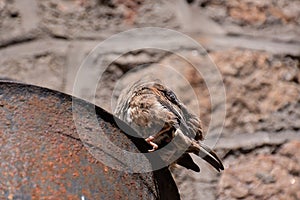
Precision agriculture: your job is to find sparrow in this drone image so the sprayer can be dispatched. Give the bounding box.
[114,79,224,172]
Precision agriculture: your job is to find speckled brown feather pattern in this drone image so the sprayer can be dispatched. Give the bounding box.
[114,80,224,172]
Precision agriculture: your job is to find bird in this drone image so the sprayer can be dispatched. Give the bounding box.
[114,79,224,172]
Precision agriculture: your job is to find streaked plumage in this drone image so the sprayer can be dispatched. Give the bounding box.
[114,80,224,172]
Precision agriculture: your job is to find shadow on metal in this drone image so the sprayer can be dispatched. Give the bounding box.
[0,81,180,200]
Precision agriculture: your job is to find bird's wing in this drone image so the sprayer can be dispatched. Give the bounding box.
[176,153,200,172]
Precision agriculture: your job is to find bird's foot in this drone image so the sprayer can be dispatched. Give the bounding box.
[145,136,158,152]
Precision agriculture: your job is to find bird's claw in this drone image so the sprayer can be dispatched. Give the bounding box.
[145,136,158,152]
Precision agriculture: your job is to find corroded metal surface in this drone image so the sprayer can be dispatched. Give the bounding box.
[0,82,179,199]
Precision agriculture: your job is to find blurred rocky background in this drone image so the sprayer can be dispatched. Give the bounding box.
[0,0,299,199]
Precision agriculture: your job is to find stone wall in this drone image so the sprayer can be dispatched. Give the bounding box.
[1,0,299,199]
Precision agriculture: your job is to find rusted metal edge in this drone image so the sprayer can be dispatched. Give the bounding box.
[0,81,180,200]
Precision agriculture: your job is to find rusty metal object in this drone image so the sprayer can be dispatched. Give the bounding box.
[0,82,179,199]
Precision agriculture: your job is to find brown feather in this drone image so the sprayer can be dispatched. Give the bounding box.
[114,80,223,172]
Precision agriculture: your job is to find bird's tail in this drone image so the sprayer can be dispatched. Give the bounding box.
[191,142,224,172]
